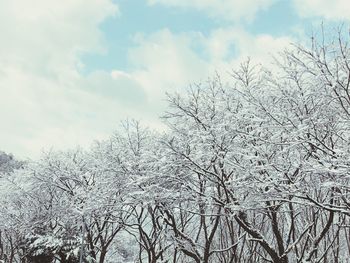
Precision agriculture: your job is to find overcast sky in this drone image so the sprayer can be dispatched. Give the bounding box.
[0,0,348,159]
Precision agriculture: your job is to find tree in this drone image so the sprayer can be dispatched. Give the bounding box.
[1,26,350,263]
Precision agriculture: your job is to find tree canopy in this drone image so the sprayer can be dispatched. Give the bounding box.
[1,28,350,263]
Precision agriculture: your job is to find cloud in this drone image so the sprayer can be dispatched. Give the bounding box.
[204,27,292,66]
[293,0,350,20]
[0,0,118,76]
[128,30,211,99]
[0,64,153,159]
[111,28,292,116]
[127,27,292,92]
[0,0,294,159]
[147,0,277,22]
[0,0,122,158]
[83,70,146,106]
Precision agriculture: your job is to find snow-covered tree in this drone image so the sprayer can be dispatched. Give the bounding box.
[1,27,350,263]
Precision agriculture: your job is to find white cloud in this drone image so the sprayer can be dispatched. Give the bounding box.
[0,63,153,159]
[83,70,146,105]
[111,27,292,117]
[204,27,292,66]
[126,27,292,93]
[0,0,122,158]
[293,0,350,20]
[0,1,294,159]
[128,30,211,100]
[147,0,276,22]
[0,0,118,77]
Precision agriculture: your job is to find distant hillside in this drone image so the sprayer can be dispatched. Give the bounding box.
[0,151,23,175]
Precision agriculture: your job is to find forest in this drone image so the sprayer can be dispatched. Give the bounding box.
[1,30,350,263]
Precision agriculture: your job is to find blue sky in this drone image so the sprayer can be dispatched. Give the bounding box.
[0,0,348,158]
[83,0,301,72]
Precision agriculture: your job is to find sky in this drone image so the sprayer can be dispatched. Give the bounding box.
[0,0,349,159]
